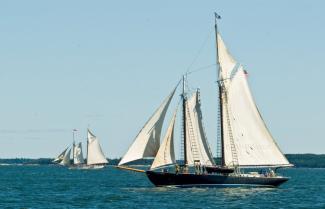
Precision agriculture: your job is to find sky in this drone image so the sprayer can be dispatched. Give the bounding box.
[0,1,324,158]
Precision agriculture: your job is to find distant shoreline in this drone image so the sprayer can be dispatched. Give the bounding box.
[0,154,324,168]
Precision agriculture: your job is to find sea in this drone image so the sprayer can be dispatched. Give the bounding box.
[0,165,324,208]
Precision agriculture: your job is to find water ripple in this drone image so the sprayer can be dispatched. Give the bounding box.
[0,166,324,208]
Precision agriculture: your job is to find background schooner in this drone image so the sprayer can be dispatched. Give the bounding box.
[118,13,293,187]
[54,129,108,169]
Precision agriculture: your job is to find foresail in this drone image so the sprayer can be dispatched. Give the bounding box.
[118,87,177,166]
[60,148,71,166]
[217,33,237,82]
[87,129,108,165]
[150,109,177,170]
[185,91,215,166]
[53,147,68,163]
[223,67,290,167]
[73,142,85,165]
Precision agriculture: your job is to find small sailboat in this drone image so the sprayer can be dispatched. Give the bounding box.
[54,129,108,169]
[69,129,109,169]
[118,13,293,187]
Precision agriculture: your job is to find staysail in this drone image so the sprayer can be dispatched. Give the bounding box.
[87,129,108,165]
[217,33,291,167]
[118,87,177,166]
[185,91,215,166]
[60,148,71,166]
[217,33,237,83]
[73,142,84,165]
[150,109,177,170]
[53,147,68,163]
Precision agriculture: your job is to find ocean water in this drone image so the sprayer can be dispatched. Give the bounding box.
[0,166,324,208]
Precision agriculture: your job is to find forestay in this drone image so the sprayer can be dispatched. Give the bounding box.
[87,129,108,165]
[73,142,85,165]
[118,87,176,166]
[185,91,215,166]
[150,108,177,170]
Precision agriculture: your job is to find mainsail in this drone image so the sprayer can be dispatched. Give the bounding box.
[60,148,71,166]
[150,109,177,170]
[217,33,291,167]
[118,87,176,166]
[73,142,85,165]
[185,91,215,166]
[87,129,108,165]
[53,147,68,163]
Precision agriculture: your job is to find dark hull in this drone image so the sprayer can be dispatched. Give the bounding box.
[146,171,289,187]
[205,166,234,174]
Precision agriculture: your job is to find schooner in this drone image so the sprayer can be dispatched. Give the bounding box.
[118,13,293,187]
[54,129,108,169]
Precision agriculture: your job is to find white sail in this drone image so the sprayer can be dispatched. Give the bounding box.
[73,142,85,165]
[118,87,176,166]
[223,66,290,167]
[87,129,108,165]
[59,148,71,166]
[185,91,215,166]
[53,147,68,163]
[150,109,177,170]
[217,33,237,83]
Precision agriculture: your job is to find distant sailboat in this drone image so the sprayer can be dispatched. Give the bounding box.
[70,129,108,169]
[118,13,293,187]
[54,129,108,169]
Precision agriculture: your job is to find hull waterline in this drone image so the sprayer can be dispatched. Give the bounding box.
[68,164,106,170]
[146,171,289,187]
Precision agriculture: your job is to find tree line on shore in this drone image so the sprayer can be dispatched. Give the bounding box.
[0,154,325,168]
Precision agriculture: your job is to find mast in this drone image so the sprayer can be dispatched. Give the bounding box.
[182,75,187,166]
[214,12,225,167]
[86,129,89,165]
[72,129,77,164]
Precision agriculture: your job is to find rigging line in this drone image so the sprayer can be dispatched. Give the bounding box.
[187,64,216,75]
[186,29,214,73]
[176,97,182,109]
[184,64,216,93]
[175,77,182,89]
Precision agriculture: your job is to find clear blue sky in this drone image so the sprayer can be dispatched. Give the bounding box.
[0,1,324,158]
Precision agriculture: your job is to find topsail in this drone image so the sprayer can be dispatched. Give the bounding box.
[217,33,237,83]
